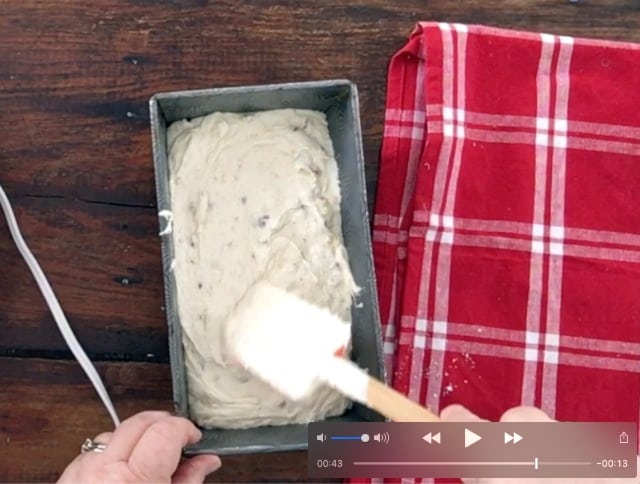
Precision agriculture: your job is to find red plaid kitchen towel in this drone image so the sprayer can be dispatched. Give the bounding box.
[353,22,640,483]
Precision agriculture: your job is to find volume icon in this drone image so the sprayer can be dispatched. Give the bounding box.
[316,433,326,442]
[373,432,390,443]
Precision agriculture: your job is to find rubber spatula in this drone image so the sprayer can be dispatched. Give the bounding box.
[223,281,440,422]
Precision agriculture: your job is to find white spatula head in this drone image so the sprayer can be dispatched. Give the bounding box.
[223,281,352,401]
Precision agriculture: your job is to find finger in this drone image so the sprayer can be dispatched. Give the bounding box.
[103,410,171,461]
[172,454,222,483]
[440,404,488,422]
[128,416,202,482]
[500,406,555,423]
[93,431,113,445]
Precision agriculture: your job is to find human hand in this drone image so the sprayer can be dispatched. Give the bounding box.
[440,405,638,484]
[57,411,221,484]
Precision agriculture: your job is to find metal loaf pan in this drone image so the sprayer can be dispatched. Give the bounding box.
[149,80,385,455]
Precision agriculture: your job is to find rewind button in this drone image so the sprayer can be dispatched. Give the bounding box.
[422,432,441,445]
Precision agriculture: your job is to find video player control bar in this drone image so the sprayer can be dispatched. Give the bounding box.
[308,422,637,478]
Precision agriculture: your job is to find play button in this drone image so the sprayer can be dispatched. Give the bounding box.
[464,428,482,448]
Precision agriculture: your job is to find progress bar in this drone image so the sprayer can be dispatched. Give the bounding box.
[353,461,592,467]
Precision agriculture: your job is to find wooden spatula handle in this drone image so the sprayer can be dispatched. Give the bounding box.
[366,377,440,422]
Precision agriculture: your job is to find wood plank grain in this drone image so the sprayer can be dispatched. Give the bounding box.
[0,195,168,360]
[0,357,317,483]
[0,0,421,207]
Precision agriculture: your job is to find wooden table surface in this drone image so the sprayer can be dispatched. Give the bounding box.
[1,1,640,482]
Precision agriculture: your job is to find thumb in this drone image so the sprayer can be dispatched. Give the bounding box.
[440,404,488,422]
[172,454,222,483]
[500,406,555,423]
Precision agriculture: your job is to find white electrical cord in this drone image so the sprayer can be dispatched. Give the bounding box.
[0,184,120,427]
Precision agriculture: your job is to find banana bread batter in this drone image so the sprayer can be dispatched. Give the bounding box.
[167,109,358,429]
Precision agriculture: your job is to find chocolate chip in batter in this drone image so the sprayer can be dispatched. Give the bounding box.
[240,196,247,204]
[257,214,270,228]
